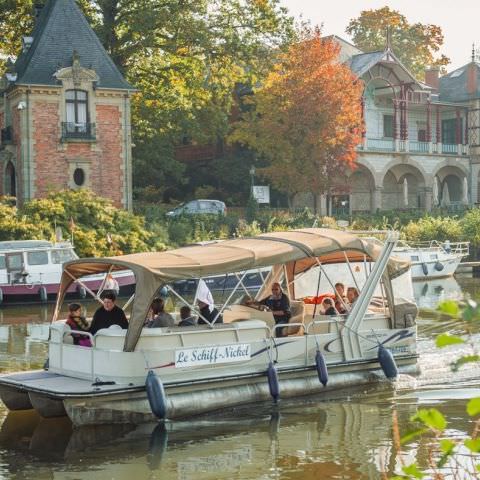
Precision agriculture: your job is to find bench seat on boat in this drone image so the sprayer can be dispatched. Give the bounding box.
[93,320,269,350]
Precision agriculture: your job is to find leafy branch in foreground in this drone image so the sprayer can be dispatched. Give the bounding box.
[391,300,480,479]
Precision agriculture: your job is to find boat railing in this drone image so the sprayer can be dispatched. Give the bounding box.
[397,240,470,256]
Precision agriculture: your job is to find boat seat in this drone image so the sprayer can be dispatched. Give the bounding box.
[223,304,275,325]
[283,300,305,336]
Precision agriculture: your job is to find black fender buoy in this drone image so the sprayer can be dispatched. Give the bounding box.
[315,350,329,386]
[434,261,444,272]
[146,370,168,420]
[267,362,280,402]
[0,288,3,305]
[39,286,48,303]
[378,345,398,379]
[421,262,428,276]
[77,285,87,299]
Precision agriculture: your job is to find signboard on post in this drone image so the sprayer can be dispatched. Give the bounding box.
[252,186,270,204]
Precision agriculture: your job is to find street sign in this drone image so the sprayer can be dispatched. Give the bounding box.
[252,186,270,204]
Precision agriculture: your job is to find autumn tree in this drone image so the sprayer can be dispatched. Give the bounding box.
[346,7,449,79]
[230,29,363,209]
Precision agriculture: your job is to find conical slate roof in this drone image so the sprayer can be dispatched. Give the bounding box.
[14,0,133,90]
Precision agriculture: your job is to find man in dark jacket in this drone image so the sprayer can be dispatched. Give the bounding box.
[89,292,128,335]
[260,282,291,337]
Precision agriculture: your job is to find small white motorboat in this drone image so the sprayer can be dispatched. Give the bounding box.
[0,240,135,305]
[0,229,418,426]
[393,240,469,280]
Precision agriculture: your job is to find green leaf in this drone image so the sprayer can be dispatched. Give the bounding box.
[467,398,480,417]
[451,355,480,372]
[437,300,459,317]
[412,409,446,431]
[400,427,429,445]
[436,333,464,348]
[464,438,480,453]
[402,463,425,479]
[437,439,456,467]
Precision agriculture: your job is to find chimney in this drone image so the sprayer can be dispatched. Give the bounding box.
[466,62,478,97]
[425,67,440,91]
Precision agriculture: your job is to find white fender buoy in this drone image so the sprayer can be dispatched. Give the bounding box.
[267,362,280,402]
[434,261,444,272]
[378,345,398,379]
[421,263,428,276]
[146,370,168,419]
[315,350,328,386]
[39,286,48,303]
[77,285,87,299]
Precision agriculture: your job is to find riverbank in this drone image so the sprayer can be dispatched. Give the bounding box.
[2,191,480,259]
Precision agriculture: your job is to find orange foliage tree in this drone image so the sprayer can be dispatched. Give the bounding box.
[230,29,363,207]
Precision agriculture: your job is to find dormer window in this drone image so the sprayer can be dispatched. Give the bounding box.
[62,89,94,140]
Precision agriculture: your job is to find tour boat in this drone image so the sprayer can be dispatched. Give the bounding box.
[0,229,418,426]
[392,240,469,280]
[0,240,135,305]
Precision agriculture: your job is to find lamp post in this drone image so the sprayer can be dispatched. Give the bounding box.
[249,165,256,196]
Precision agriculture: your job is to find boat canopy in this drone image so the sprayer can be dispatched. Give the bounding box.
[56,228,409,351]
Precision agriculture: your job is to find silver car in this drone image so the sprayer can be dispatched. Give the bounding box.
[166,199,227,217]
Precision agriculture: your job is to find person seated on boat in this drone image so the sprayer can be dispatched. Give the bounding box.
[322,297,337,316]
[346,287,359,308]
[66,303,91,346]
[88,292,129,335]
[334,282,348,314]
[260,282,291,337]
[103,273,120,295]
[197,280,223,325]
[178,306,197,327]
[146,297,175,328]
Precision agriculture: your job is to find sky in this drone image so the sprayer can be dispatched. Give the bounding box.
[279,0,480,71]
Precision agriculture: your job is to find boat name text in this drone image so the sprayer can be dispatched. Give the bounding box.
[175,344,251,368]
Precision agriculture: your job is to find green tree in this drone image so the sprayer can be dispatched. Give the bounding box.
[346,7,449,79]
[0,0,295,200]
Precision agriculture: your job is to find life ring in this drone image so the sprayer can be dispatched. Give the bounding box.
[434,261,444,272]
[39,286,48,303]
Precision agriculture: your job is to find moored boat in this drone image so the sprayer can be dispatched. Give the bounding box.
[0,228,418,426]
[393,240,469,280]
[0,240,135,305]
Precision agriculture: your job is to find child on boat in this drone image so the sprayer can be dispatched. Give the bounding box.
[66,303,91,346]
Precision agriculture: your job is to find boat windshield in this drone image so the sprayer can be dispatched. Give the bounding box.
[51,248,77,264]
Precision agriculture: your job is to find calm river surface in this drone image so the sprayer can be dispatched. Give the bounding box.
[0,277,479,479]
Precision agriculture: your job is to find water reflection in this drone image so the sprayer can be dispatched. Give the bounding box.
[413,276,463,309]
[0,395,414,479]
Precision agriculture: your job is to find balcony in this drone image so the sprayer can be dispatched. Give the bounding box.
[61,122,96,141]
[1,126,13,145]
[359,138,468,156]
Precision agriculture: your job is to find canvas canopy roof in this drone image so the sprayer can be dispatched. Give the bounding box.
[55,228,409,351]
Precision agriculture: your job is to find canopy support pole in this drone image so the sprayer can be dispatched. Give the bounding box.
[64,269,104,305]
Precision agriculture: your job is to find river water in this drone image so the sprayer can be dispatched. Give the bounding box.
[0,277,478,479]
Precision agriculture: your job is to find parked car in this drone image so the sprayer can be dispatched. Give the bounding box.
[166,199,227,218]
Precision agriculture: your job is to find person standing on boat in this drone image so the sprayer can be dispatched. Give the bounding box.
[146,297,174,328]
[260,283,291,337]
[196,279,223,325]
[89,292,128,335]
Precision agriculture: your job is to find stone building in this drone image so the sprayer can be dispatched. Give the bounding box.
[0,0,135,209]
[294,37,480,215]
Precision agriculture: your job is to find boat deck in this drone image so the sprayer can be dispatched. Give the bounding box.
[0,370,141,399]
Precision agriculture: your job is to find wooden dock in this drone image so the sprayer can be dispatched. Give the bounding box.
[456,261,480,275]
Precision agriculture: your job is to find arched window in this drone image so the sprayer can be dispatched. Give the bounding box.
[65,89,88,134]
